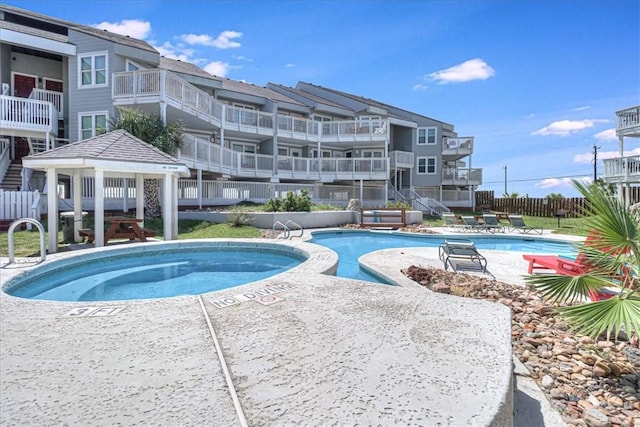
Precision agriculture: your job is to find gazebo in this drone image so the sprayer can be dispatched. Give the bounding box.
[22,129,191,253]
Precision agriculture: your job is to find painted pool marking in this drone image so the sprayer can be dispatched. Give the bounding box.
[62,306,127,318]
[210,284,293,309]
[257,295,282,306]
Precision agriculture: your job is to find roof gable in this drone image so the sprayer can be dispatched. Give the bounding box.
[27,129,184,165]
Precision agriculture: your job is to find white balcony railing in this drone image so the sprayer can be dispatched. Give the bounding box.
[442,167,483,185]
[442,137,474,155]
[602,155,640,184]
[390,150,414,168]
[29,89,63,115]
[616,106,640,136]
[113,70,389,144]
[0,95,58,135]
[180,134,389,180]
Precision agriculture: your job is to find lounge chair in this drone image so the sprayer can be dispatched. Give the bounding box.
[482,213,505,233]
[442,212,463,232]
[460,215,484,232]
[523,231,626,301]
[508,215,543,234]
[438,239,487,273]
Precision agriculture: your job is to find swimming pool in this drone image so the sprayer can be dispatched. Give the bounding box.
[309,230,577,283]
[3,240,338,302]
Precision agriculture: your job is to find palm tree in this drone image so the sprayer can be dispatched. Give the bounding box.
[526,180,640,340]
[110,110,184,218]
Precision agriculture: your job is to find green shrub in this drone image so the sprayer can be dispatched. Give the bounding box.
[386,201,411,209]
[264,189,311,212]
[227,211,254,227]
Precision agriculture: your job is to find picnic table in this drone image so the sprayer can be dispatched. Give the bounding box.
[79,217,154,244]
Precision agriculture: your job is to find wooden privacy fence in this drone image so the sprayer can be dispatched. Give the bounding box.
[476,191,586,218]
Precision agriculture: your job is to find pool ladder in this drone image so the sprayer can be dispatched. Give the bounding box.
[6,218,47,265]
[272,220,304,239]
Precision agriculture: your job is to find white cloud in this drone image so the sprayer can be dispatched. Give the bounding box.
[203,61,230,77]
[572,106,590,112]
[285,63,295,68]
[532,119,607,136]
[428,58,495,84]
[413,84,428,91]
[153,41,193,62]
[179,30,242,49]
[93,19,151,40]
[536,176,591,189]
[594,128,617,141]
[233,55,253,62]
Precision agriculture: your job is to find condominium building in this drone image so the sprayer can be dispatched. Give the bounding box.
[0,3,482,214]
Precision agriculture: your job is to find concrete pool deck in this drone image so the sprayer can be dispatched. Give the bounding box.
[0,231,579,425]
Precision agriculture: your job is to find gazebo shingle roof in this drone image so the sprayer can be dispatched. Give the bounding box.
[28,129,185,166]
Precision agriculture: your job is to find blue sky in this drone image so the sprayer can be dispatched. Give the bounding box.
[9,0,640,197]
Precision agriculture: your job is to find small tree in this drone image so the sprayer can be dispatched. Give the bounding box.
[526,180,640,340]
[502,192,520,199]
[110,110,184,218]
[545,193,564,199]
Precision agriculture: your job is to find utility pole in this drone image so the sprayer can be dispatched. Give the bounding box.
[592,144,600,182]
[503,165,508,195]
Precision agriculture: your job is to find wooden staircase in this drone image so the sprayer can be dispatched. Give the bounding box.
[1,163,23,191]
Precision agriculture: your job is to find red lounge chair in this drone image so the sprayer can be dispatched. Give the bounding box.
[524,232,628,302]
[522,253,587,275]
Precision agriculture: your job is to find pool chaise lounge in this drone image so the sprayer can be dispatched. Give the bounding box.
[438,239,488,273]
[508,215,543,234]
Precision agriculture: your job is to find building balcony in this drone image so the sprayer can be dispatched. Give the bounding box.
[389,150,414,169]
[0,95,58,138]
[617,106,640,137]
[112,70,389,144]
[602,155,640,184]
[179,134,389,181]
[441,167,483,186]
[442,137,473,159]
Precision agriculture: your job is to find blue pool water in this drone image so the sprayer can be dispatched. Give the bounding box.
[310,230,577,283]
[6,246,304,301]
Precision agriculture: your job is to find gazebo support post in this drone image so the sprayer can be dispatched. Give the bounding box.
[73,171,82,242]
[136,174,144,226]
[163,175,173,240]
[46,168,58,254]
[94,169,105,247]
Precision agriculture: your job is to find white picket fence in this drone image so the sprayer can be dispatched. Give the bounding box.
[0,190,41,221]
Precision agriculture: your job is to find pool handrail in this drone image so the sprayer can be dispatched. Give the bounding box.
[272,221,290,239]
[284,220,304,239]
[7,218,46,264]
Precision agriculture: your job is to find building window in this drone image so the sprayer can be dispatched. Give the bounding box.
[417,127,437,145]
[417,157,436,174]
[79,112,108,140]
[126,60,144,71]
[78,52,108,88]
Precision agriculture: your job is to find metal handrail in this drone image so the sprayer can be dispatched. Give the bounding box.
[272,221,290,239]
[7,218,46,264]
[284,220,303,239]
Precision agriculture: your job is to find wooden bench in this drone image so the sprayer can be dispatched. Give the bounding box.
[78,228,96,243]
[360,208,406,229]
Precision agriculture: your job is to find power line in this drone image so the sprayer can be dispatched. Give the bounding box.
[483,173,589,185]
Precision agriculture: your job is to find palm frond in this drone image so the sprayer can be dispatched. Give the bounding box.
[527,273,619,302]
[557,297,640,340]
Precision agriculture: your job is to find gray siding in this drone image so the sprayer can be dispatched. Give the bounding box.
[67,29,120,142]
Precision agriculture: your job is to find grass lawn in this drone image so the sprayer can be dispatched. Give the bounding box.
[1,214,589,259]
[1,220,261,258]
